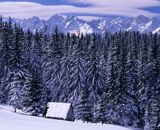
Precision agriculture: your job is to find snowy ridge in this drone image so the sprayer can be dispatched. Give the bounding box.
[9,15,160,34]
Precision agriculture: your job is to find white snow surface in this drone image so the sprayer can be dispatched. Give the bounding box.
[46,102,71,119]
[153,27,160,34]
[0,104,141,130]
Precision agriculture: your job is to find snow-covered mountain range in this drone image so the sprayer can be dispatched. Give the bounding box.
[12,15,160,34]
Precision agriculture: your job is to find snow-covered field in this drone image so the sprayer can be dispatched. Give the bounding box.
[0,105,141,130]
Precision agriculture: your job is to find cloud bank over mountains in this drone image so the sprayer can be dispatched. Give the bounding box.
[0,0,160,20]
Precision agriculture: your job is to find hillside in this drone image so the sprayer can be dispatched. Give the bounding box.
[0,105,141,130]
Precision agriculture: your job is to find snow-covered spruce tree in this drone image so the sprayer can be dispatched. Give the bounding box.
[75,86,93,122]
[106,33,138,126]
[105,35,119,124]
[7,71,25,112]
[43,27,64,102]
[137,33,150,126]
[116,32,141,127]
[125,32,140,127]
[94,93,106,124]
[23,70,47,116]
[0,18,14,103]
[58,33,72,102]
[144,33,160,130]
[9,25,26,69]
[103,32,111,61]
[24,31,47,115]
[4,18,14,70]
[0,16,5,103]
[93,44,108,123]
[6,24,31,112]
[29,31,48,85]
[85,34,107,114]
[85,34,98,104]
[23,30,33,70]
[68,34,87,106]
[30,31,44,73]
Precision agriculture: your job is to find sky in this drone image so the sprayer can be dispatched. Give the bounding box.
[0,0,160,21]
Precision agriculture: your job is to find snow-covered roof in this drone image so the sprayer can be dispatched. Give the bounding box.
[46,102,71,119]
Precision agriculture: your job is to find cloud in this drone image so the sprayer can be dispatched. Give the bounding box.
[78,16,102,21]
[0,0,159,20]
[71,0,160,8]
[70,0,160,16]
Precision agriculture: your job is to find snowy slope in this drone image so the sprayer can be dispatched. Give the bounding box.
[153,27,160,34]
[0,105,141,130]
[9,15,160,34]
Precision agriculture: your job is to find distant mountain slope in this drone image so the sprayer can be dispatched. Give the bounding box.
[8,15,160,34]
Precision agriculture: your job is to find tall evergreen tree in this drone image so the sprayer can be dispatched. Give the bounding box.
[59,34,72,102]
[23,70,47,116]
[7,71,24,112]
[94,93,106,124]
[144,33,160,130]
[75,87,93,122]
[68,34,86,104]
[43,28,64,101]
[125,33,140,127]
[137,33,149,126]
[6,24,30,111]
[0,16,5,103]
[105,35,119,124]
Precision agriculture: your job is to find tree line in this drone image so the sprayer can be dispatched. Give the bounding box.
[0,17,159,130]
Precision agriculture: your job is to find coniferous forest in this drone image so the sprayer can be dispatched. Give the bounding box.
[0,17,160,129]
